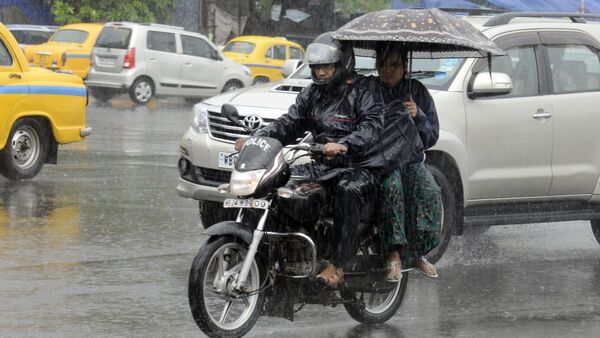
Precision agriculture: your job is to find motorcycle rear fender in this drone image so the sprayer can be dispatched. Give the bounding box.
[202,221,253,244]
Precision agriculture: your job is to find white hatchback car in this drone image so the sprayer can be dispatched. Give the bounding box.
[177,12,600,261]
[6,24,56,49]
[85,22,252,104]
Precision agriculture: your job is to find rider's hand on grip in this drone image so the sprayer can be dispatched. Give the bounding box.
[234,138,247,152]
[322,143,347,159]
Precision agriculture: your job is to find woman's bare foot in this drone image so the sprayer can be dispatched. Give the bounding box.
[415,256,438,278]
[316,263,344,288]
[385,251,402,282]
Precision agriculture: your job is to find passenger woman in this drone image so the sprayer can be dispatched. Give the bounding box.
[374,43,443,281]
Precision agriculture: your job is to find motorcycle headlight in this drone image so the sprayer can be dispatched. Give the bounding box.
[242,65,252,77]
[192,103,209,133]
[229,169,266,196]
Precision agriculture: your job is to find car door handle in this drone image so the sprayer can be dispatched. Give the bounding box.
[148,57,157,62]
[9,73,21,79]
[184,62,192,66]
[532,110,552,120]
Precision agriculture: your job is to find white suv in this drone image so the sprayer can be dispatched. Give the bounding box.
[177,12,600,260]
[85,22,252,104]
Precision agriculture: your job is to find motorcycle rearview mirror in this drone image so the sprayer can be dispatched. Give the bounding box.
[222,103,242,125]
[222,103,253,134]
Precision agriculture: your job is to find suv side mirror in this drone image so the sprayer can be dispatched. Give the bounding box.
[281,59,302,78]
[468,72,513,98]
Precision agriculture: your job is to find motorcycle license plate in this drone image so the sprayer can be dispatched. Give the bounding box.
[223,199,269,209]
[218,152,238,169]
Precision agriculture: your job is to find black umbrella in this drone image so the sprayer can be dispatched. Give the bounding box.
[332,8,504,59]
[332,8,504,97]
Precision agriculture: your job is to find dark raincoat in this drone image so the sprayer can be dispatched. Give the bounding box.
[374,76,443,260]
[379,77,439,163]
[254,73,384,176]
[254,73,384,266]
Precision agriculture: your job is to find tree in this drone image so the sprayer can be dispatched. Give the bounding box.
[51,0,176,24]
[336,0,391,15]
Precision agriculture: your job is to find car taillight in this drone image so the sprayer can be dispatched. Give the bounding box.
[123,47,135,69]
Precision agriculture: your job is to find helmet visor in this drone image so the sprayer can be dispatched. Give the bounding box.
[306,42,340,66]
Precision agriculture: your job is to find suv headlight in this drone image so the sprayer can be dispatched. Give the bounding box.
[229,169,266,196]
[192,103,209,133]
[242,65,252,77]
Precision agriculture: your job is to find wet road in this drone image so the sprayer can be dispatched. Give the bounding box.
[1,97,599,337]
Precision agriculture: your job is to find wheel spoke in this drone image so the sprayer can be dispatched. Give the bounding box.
[367,292,376,308]
[229,261,244,274]
[241,294,250,307]
[205,289,224,297]
[219,301,233,324]
[212,251,226,287]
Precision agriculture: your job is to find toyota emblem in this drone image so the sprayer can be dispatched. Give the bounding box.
[243,114,263,131]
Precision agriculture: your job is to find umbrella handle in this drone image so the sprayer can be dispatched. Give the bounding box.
[408,50,413,101]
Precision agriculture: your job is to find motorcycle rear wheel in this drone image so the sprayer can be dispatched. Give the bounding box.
[341,271,409,324]
[188,236,265,338]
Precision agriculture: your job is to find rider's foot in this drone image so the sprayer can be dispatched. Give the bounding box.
[316,263,344,288]
[385,258,402,282]
[415,256,438,278]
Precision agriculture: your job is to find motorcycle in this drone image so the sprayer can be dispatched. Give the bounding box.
[188,104,410,337]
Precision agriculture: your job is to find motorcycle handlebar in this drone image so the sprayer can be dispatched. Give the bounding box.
[294,143,324,155]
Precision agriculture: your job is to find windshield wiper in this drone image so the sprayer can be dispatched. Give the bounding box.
[410,71,447,79]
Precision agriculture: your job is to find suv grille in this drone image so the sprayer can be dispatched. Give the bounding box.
[208,110,276,142]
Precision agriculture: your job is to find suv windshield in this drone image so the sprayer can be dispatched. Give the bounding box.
[415,58,465,90]
[223,41,255,54]
[290,54,464,90]
[51,29,89,43]
[95,27,132,49]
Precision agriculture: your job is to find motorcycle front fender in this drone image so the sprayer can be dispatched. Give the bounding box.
[202,221,253,244]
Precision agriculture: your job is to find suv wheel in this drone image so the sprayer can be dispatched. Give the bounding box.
[222,80,243,93]
[0,118,48,180]
[129,77,154,105]
[591,219,600,245]
[425,164,456,263]
[199,200,238,228]
[90,87,118,102]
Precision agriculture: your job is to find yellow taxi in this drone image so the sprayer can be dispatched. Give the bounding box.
[25,23,103,79]
[0,22,91,180]
[223,35,304,84]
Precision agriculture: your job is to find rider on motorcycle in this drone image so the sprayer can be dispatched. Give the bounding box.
[235,32,384,288]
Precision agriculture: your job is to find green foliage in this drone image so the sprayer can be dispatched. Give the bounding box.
[337,0,391,15]
[51,0,176,24]
[256,0,273,11]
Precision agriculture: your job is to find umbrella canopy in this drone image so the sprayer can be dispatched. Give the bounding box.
[332,8,504,58]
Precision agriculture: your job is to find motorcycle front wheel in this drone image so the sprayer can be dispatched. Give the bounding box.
[188,236,265,338]
[341,271,409,324]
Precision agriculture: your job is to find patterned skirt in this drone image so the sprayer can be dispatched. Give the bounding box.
[377,163,442,260]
